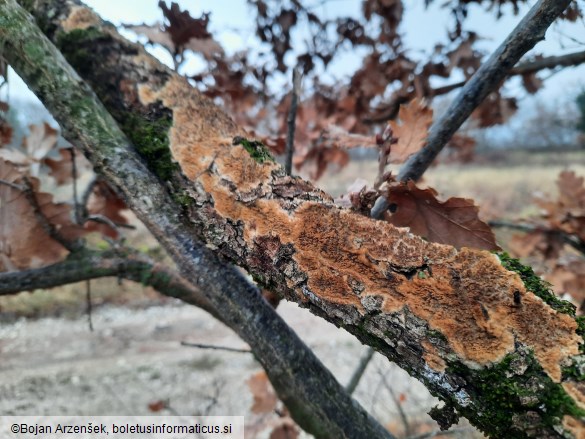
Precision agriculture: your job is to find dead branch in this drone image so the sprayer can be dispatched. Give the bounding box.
[285,67,302,176]
[180,341,252,354]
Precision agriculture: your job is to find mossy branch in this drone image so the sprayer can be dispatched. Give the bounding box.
[0,247,219,318]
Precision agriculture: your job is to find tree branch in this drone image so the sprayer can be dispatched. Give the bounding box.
[0,248,220,319]
[399,0,573,182]
[7,0,585,436]
[0,2,393,438]
[370,0,574,219]
[285,67,301,176]
[488,219,585,256]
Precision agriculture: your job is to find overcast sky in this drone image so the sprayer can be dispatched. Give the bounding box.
[3,0,585,125]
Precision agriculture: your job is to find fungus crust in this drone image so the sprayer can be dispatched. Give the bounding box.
[138,72,581,382]
[61,5,101,32]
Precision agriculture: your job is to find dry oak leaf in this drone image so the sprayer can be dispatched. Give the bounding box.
[85,180,129,239]
[320,124,377,150]
[147,400,167,412]
[535,171,585,241]
[124,2,223,60]
[388,98,433,164]
[45,147,91,185]
[0,159,85,272]
[0,100,12,146]
[247,370,278,415]
[269,421,299,439]
[546,256,585,306]
[0,122,58,176]
[293,145,349,181]
[509,230,564,262]
[383,181,499,251]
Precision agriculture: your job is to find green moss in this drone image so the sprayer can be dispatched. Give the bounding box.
[120,112,178,181]
[56,27,104,45]
[446,350,585,438]
[497,252,576,316]
[56,28,178,182]
[55,27,104,68]
[232,136,275,164]
[171,191,194,207]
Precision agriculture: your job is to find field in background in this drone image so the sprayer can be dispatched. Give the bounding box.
[318,150,585,220]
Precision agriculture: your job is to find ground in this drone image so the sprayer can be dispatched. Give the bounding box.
[0,301,467,438]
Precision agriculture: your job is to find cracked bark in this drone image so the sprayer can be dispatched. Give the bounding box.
[3,0,585,436]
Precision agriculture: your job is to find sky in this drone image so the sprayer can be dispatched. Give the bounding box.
[3,0,585,128]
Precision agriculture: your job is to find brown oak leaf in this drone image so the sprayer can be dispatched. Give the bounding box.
[124,2,223,60]
[388,98,433,164]
[534,171,585,241]
[147,400,167,412]
[45,147,91,186]
[0,159,85,272]
[247,371,277,414]
[269,421,299,439]
[546,255,585,309]
[383,181,499,251]
[509,230,564,261]
[294,145,349,181]
[0,123,59,176]
[85,180,129,239]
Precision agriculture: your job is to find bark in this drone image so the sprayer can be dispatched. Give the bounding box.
[4,0,585,436]
[0,3,394,438]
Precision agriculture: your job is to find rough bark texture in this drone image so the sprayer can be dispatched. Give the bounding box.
[4,0,585,436]
[0,3,395,439]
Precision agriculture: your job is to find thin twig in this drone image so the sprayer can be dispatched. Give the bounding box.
[0,178,25,191]
[285,67,302,176]
[346,347,375,394]
[378,366,412,438]
[85,279,93,331]
[79,176,98,222]
[371,0,573,218]
[488,219,585,256]
[69,147,83,224]
[85,214,121,234]
[180,341,252,354]
[406,427,475,439]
